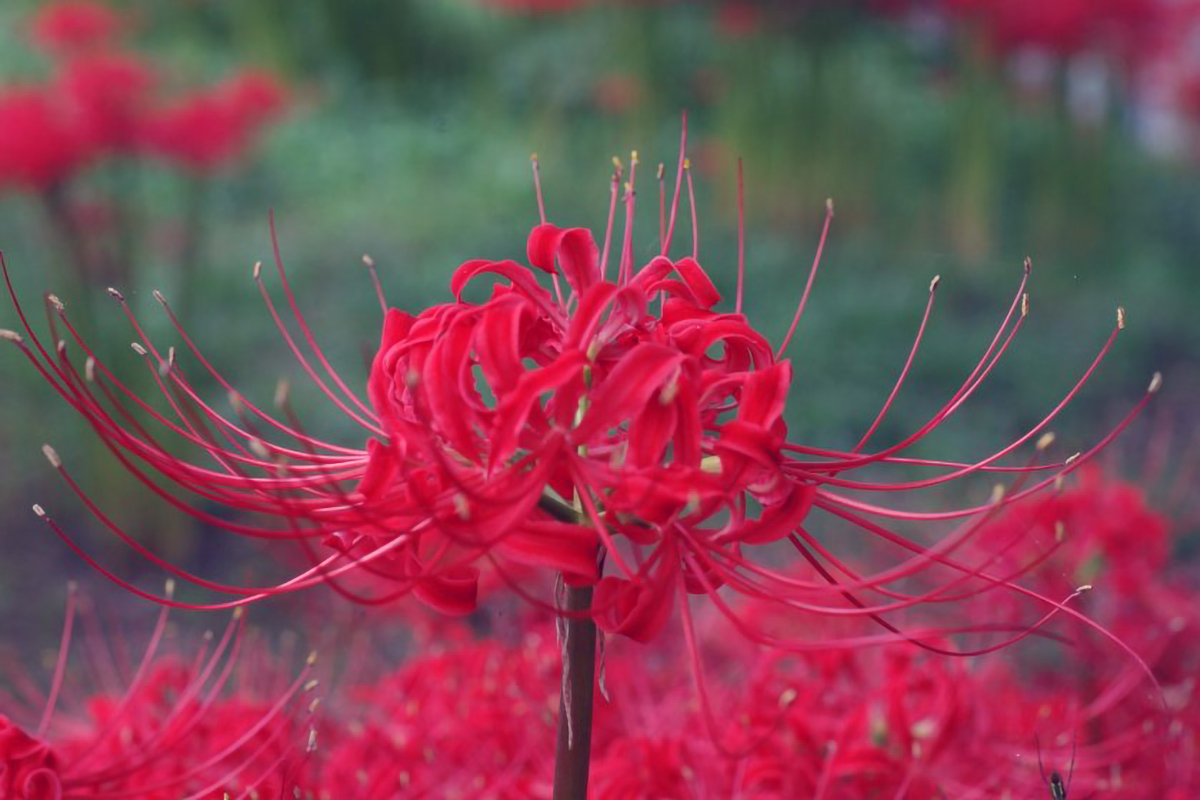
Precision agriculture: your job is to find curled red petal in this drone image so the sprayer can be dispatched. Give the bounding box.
[721,482,816,545]
[490,352,588,470]
[414,566,479,616]
[450,258,558,318]
[593,564,677,643]
[575,343,685,442]
[356,437,399,500]
[556,227,601,296]
[526,222,564,274]
[499,520,599,581]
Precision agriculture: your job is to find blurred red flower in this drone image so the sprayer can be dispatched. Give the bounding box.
[0,88,92,191]
[0,590,320,798]
[57,52,156,154]
[942,0,1158,57]
[141,71,288,172]
[322,637,559,797]
[30,1,123,54]
[0,3,288,192]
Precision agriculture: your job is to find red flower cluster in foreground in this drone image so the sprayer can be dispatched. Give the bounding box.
[0,589,318,799]
[282,473,1200,797]
[0,1,285,191]
[4,124,1158,684]
[5,474,1192,797]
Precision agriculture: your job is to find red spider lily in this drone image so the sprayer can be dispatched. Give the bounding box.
[958,466,1200,793]
[57,52,156,156]
[940,0,1159,58]
[321,637,560,798]
[139,72,288,173]
[4,121,1158,675]
[0,87,92,191]
[0,3,287,192]
[304,578,1191,798]
[29,1,123,54]
[0,586,321,799]
[974,465,1170,599]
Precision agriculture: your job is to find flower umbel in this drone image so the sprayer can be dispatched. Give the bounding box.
[0,585,320,798]
[4,122,1158,663]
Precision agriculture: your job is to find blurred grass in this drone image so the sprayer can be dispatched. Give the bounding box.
[0,0,1196,644]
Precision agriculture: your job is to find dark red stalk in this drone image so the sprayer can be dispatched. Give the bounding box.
[552,583,597,800]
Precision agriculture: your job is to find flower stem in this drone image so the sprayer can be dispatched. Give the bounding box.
[552,583,597,800]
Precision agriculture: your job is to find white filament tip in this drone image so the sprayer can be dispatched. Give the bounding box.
[1149,372,1163,393]
[0,329,23,343]
[41,444,61,468]
[1036,432,1055,451]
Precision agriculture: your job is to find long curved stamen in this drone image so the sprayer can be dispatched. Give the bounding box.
[774,197,834,358]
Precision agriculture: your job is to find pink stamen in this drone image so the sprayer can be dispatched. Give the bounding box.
[775,198,834,359]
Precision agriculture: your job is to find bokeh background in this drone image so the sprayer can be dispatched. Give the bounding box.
[0,0,1196,653]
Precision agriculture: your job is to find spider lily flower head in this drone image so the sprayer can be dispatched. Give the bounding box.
[140,71,288,173]
[0,87,93,191]
[0,585,321,798]
[4,120,1158,659]
[976,465,1171,600]
[29,1,123,55]
[56,51,156,155]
